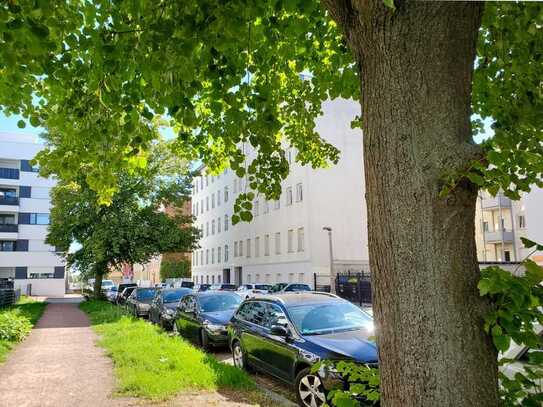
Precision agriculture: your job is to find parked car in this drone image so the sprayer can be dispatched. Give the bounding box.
[180,281,195,289]
[116,285,137,305]
[88,279,115,292]
[105,286,118,303]
[209,283,238,291]
[268,283,312,293]
[125,287,158,317]
[174,291,242,349]
[149,287,193,330]
[235,284,272,299]
[228,292,377,407]
[194,284,211,292]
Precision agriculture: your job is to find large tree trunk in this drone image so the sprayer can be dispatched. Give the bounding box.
[92,265,107,300]
[323,1,499,406]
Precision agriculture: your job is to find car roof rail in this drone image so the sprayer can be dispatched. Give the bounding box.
[306,291,340,299]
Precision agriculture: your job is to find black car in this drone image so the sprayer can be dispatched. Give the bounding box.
[228,292,377,407]
[112,283,137,303]
[117,286,137,305]
[194,284,211,292]
[269,283,312,293]
[149,287,193,329]
[180,281,195,289]
[126,287,158,318]
[174,291,242,349]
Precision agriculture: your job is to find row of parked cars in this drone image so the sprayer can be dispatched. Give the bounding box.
[103,281,377,407]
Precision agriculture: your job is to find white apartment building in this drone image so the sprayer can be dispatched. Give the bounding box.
[191,99,369,288]
[475,188,543,264]
[0,132,66,296]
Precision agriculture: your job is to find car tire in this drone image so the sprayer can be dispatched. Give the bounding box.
[295,367,327,407]
[231,340,251,372]
[200,329,210,351]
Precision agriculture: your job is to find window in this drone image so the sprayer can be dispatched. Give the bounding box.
[500,218,505,230]
[201,199,204,213]
[195,202,199,215]
[247,274,252,283]
[212,248,215,264]
[224,186,229,202]
[212,275,215,284]
[0,214,15,224]
[239,240,243,257]
[200,275,204,284]
[276,273,282,283]
[0,241,15,252]
[194,181,198,194]
[206,222,209,237]
[218,275,222,284]
[211,220,215,235]
[288,273,294,283]
[200,177,204,190]
[296,183,303,202]
[254,200,259,216]
[264,234,270,256]
[286,187,293,206]
[206,275,209,284]
[29,272,53,279]
[288,229,294,252]
[255,236,260,257]
[483,221,489,232]
[504,250,511,262]
[224,215,229,231]
[217,190,221,206]
[206,197,209,211]
[224,245,229,262]
[217,217,221,233]
[217,247,222,264]
[212,193,215,208]
[206,249,209,264]
[206,176,209,186]
[298,273,305,283]
[297,228,305,252]
[264,200,269,214]
[200,251,204,265]
[211,176,215,184]
[288,149,292,164]
[234,241,238,257]
[256,273,261,282]
[518,215,526,229]
[275,232,281,255]
[233,179,238,194]
[274,200,280,210]
[265,274,271,283]
[246,239,251,258]
[30,213,50,225]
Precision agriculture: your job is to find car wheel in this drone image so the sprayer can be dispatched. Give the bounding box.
[296,368,327,407]
[200,329,210,350]
[232,340,251,371]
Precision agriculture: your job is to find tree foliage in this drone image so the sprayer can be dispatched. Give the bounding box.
[159,259,191,281]
[46,142,199,284]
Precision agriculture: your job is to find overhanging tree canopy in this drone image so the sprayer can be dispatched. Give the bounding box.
[1,1,542,406]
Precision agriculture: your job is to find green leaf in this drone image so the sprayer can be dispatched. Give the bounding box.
[17,120,26,129]
[493,334,511,353]
[383,0,396,10]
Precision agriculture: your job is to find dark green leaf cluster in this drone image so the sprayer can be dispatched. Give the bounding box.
[160,259,191,281]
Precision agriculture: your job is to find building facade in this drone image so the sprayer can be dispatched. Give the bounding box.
[191,99,369,288]
[475,188,543,264]
[0,132,66,296]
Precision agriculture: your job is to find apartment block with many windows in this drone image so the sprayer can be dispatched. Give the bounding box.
[0,132,66,296]
[191,98,369,287]
[475,188,543,264]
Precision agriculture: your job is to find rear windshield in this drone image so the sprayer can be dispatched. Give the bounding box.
[255,285,271,290]
[221,284,237,289]
[199,293,241,313]
[163,289,191,303]
[136,288,156,300]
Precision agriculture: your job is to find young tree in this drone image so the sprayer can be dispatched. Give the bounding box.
[46,144,199,297]
[1,1,542,405]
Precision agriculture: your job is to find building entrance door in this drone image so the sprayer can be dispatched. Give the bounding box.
[223,268,231,284]
[234,267,242,286]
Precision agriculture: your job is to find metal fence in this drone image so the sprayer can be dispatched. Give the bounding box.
[335,271,372,306]
[0,288,21,307]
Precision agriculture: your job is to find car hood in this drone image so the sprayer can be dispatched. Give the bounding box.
[305,329,378,363]
[201,309,235,325]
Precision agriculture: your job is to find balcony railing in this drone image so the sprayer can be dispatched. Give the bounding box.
[0,197,19,206]
[481,194,511,210]
[484,230,514,243]
[0,168,20,180]
[0,224,18,233]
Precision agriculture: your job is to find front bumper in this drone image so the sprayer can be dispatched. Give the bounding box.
[204,327,229,347]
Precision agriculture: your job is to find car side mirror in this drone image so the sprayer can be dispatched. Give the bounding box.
[270,325,289,337]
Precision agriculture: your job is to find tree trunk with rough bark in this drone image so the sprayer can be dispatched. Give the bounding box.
[322,1,499,406]
[92,267,105,300]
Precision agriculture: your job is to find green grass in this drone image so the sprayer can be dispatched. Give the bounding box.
[0,296,46,363]
[80,300,256,400]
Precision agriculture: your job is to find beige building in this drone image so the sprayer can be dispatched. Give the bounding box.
[475,188,543,264]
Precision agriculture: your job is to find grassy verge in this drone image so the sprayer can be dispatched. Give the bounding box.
[0,296,47,363]
[80,300,256,400]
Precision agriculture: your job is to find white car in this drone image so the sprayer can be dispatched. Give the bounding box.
[235,283,272,299]
[500,324,543,395]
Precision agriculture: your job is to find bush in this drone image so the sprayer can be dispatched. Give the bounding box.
[0,309,33,342]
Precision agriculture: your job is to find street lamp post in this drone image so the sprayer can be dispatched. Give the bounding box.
[323,227,334,293]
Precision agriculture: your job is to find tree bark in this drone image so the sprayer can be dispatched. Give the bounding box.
[322,1,499,406]
[92,265,107,300]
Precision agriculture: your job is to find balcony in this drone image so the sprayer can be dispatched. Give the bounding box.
[0,224,18,233]
[481,194,511,210]
[0,197,19,206]
[484,229,514,243]
[0,168,20,180]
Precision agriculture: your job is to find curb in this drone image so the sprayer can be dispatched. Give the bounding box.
[259,387,298,407]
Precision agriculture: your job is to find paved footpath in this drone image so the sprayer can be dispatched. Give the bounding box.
[0,301,286,407]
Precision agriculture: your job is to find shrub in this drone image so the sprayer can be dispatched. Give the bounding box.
[0,309,33,342]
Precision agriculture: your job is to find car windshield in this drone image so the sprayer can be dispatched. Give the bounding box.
[255,284,271,290]
[163,289,191,303]
[198,294,241,313]
[221,284,237,290]
[123,287,136,296]
[270,283,288,292]
[136,288,156,300]
[285,284,311,292]
[287,301,373,335]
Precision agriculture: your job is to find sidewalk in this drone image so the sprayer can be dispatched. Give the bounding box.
[0,303,132,407]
